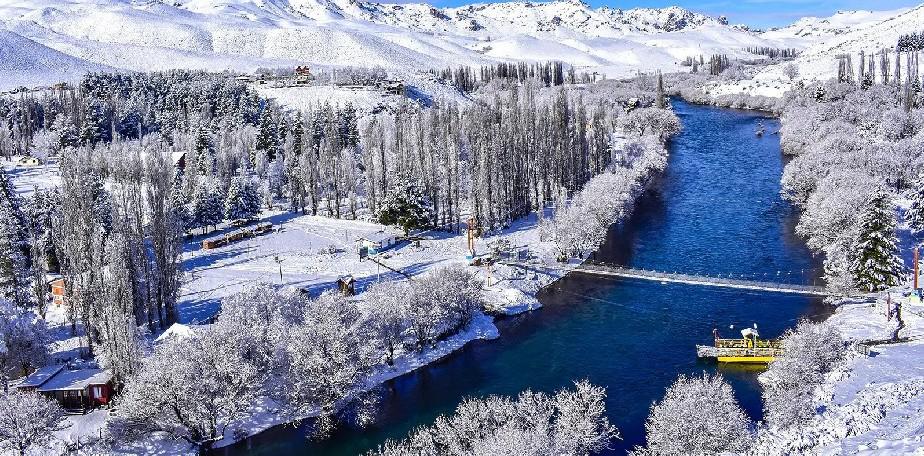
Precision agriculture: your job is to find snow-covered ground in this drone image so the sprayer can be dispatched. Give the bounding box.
[760,291,924,454]
[714,5,924,99]
[0,0,816,91]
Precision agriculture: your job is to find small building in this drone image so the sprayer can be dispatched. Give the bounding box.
[382,81,405,96]
[48,276,66,307]
[357,230,397,255]
[294,66,314,85]
[17,367,113,413]
[337,275,356,296]
[16,156,41,166]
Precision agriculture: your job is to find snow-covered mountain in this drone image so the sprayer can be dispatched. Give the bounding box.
[760,8,913,48]
[712,4,924,98]
[0,0,916,91]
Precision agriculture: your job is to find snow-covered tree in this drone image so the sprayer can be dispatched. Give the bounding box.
[761,320,846,429]
[192,180,225,233]
[0,389,65,456]
[364,282,411,366]
[906,173,924,233]
[0,168,30,308]
[631,373,751,456]
[0,299,48,387]
[283,291,375,428]
[850,189,905,292]
[224,177,261,221]
[115,324,261,451]
[370,380,618,456]
[378,180,432,235]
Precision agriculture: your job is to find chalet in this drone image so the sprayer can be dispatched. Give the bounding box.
[15,156,41,166]
[381,81,405,96]
[357,230,397,256]
[294,66,314,84]
[16,367,113,414]
[48,276,66,306]
[337,275,356,296]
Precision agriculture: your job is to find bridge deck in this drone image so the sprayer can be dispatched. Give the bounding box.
[499,260,826,296]
[573,263,827,296]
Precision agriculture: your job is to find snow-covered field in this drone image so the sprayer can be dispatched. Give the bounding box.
[0,0,815,92]
[758,292,924,454]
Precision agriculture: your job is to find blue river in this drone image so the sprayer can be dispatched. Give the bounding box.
[221,99,828,455]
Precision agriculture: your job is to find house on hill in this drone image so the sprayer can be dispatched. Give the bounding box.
[16,366,113,414]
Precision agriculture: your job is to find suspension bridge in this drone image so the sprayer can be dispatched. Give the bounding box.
[502,261,829,296]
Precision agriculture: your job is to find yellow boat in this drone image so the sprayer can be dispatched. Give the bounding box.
[696,327,783,365]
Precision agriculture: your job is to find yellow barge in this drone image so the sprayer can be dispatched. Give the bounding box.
[696,328,783,364]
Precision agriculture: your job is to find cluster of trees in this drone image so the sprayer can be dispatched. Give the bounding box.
[362,83,626,235]
[115,265,484,451]
[779,81,922,292]
[897,32,924,52]
[836,49,921,109]
[429,61,595,93]
[370,380,618,456]
[544,128,673,258]
[746,47,799,60]
[0,299,48,388]
[0,387,65,456]
[680,54,732,76]
[633,321,847,456]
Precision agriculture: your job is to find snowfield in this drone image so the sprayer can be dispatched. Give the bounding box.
[0,0,811,91]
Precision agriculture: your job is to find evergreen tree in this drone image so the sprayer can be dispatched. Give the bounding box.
[851,189,905,292]
[79,100,109,146]
[907,173,924,233]
[255,109,279,161]
[192,181,225,233]
[224,177,260,221]
[378,181,432,235]
[0,168,30,308]
[194,126,214,176]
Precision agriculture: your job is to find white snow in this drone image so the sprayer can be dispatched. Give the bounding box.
[0,0,810,91]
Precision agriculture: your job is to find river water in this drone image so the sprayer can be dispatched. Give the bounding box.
[222,100,828,455]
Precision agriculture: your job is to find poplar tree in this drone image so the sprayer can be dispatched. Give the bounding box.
[0,168,30,308]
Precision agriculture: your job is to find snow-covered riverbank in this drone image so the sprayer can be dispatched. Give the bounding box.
[754,291,924,454]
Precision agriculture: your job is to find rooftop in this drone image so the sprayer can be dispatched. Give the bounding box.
[16,365,64,389]
[37,368,112,392]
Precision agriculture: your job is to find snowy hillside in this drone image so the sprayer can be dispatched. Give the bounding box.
[714,5,924,98]
[0,29,111,89]
[760,8,912,48]
[0,0,801,91]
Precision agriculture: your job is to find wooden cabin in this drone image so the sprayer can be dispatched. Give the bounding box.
[201,222,273,250]
[17,367,113,414]
[337,275,356,296]
[48,276,66,307]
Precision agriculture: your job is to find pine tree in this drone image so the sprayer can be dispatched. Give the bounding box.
[193,181,225,233]
[907,173,924,233]
[378,181,432,235]
[194,126,214,177]
[255,109,279,162]
[224,177,260,221]
[0,168,30,308]
[851,189,905,292]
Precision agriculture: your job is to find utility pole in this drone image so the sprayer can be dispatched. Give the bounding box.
[914,246,919,290]
[274,255,283,283]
